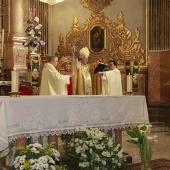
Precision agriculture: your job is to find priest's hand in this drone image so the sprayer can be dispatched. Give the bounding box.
[96,72,103,76]
[69,73,74,77]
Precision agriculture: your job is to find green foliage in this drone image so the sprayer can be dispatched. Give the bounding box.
[126,119,158,169]
[0,142,15,164]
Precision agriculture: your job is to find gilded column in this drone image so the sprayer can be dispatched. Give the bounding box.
[5,0,30,74]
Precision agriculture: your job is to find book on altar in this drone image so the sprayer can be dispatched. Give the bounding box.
[94,62,110,74]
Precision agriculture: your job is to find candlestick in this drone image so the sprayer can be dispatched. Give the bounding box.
[1,29,4,59]
[27,71,32,83]
[11,69,19,92]
[127,74,132,92]
[41,46,44,56]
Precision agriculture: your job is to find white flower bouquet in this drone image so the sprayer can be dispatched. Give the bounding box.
[23,16,45,48]
[13,142,66,170]
[61,128,125,170]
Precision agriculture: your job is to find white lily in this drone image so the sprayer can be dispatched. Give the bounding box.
[35,24,42,29]
[34,17,39,22]
[141,118,148,124]
[147,136,154,140]
[29,29,35,36]
[153,135,158,139]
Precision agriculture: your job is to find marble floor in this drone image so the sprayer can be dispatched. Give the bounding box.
[122,127,170,164]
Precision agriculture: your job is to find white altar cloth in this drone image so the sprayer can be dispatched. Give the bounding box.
[0,95,148,150]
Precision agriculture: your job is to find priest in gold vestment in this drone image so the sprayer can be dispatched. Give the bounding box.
[73,47,92,95]
[40,55,73,95]
[96,60,122,96]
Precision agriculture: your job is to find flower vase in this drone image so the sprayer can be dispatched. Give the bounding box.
[140,155,152,170]
[141,164,152,170]
[29,46,38,54]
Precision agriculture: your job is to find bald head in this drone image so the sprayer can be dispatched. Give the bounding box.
[48,55,58,62]
[48,55,58,67]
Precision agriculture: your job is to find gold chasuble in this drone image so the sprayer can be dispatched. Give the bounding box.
[40,63,70,95]
[73,58,92,95]
[102,68,122,96]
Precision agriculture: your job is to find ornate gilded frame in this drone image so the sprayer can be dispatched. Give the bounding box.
[145,0,149,68]
[89,25,106,53]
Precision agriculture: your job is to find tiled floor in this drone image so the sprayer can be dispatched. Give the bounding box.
[122,130,170,164]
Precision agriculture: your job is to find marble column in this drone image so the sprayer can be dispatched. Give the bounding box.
[4,0,30,75]
[3,0,30,148]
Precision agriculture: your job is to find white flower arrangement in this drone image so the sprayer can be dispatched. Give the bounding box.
[23,16,45,48]
[61,128,125,170]
[13,143,66,170]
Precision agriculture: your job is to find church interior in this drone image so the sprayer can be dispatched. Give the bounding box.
[0,0,170,169]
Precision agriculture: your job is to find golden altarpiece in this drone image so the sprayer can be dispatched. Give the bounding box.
[55,1,146,95]
[0,0,147,95]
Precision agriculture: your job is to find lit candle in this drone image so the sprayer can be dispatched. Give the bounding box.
[127,73,132,92]
[11,69,19,92]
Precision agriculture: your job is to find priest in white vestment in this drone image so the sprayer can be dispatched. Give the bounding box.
[73,47,92,95]
[40,55,73,95]
[96,60,122,96]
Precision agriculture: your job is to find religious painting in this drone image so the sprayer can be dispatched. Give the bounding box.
[90,26,105,53]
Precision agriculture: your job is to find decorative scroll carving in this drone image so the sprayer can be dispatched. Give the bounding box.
[14,46,27,65]
[109,12,145,65]
[81,0,114,13]
[27,54,41,87]
[57,11,146,72]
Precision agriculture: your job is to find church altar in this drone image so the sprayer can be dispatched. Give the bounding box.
[0,95,148,150]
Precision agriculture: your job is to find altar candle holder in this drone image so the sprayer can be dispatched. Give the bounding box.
[9,92,21,97]
[125,91,134,96]
[126,73,133,95]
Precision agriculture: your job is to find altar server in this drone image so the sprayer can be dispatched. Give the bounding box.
[96,60,122,96]
[40,55,73,95]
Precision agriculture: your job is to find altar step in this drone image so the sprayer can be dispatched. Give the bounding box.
[150,122,170,133]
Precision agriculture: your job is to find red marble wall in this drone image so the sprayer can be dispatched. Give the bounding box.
[148,51,170,103]
[160,51,170,102]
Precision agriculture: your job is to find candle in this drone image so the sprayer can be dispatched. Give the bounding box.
[27,71,32,83]
[127,73,132,92]
[11,69,19,92]
[41,46,44,56]
[1,29,4,59]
